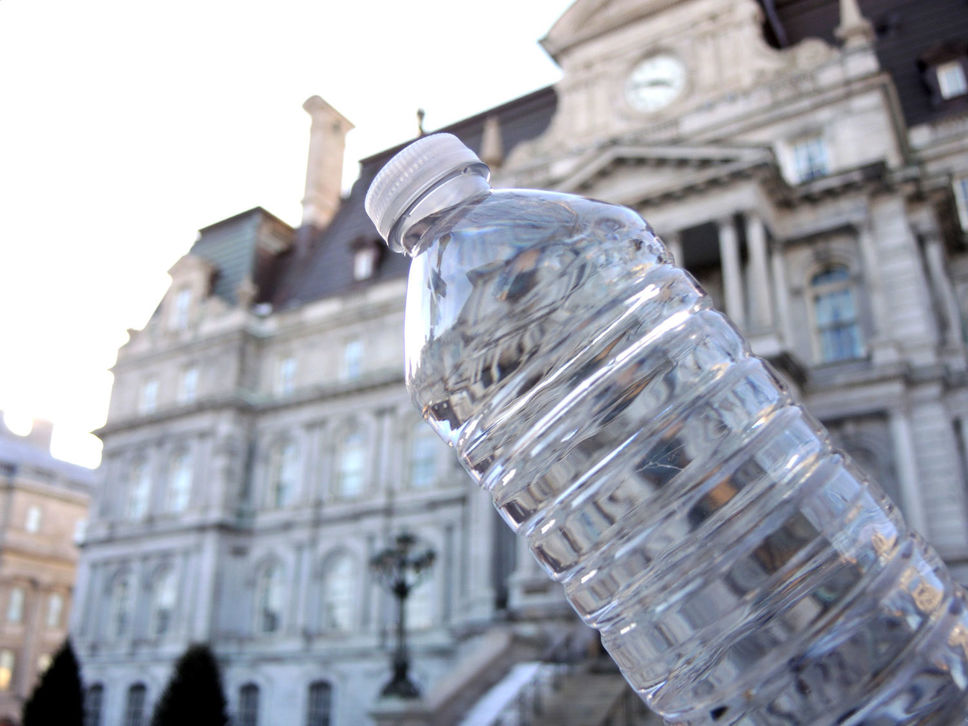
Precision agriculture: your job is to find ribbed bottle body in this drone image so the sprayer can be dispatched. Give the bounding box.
[405,189,968,724]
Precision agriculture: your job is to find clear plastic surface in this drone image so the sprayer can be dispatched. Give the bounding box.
[382,168,968,723]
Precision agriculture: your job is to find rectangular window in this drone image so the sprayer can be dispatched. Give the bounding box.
[954,177,968,232]
[25,505,41,533]
[938,60,968,99]
[124,684,147,726]
[139,379,158,415]
[7,587,24,623]
[167,452,193,513]
[84,684,104,726]
[0,650,14,691]
[47,593,64,628]
[276,356,296,395]
[793,135,829,183]
[178,367,198,404]
[343,340,363,380]
[238,684,260,726]
[306,682,333,726]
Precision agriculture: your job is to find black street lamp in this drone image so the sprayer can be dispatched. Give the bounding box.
[370,532,436,698]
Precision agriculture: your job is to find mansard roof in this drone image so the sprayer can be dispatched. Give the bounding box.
[268,87,557,310]
[201,0,962,314]
[768,0,968,127]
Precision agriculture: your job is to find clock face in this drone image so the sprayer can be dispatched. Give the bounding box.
[625,54,686,112]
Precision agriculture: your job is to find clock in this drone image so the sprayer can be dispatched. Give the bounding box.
[625,54,687,112]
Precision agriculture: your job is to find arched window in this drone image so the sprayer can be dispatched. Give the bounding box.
[335,429,366,499]
[268,440,299,508]
[410,424,438,489]
[109,575,133,639]
[127,458,151,520]
[84,683,104,726]
[167,451,193,513]
[306,681,333,726]
[124,683,147,726]
[151,568,177,637]
[238,683,260,726]
[255,564,284,634]
[321,554,355,632]
[810,264,863,362]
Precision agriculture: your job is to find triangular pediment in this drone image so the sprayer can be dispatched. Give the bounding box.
[542,0,682,59]
[556,143,775,199]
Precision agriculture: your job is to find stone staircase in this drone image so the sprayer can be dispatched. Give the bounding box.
[463,661,660,726]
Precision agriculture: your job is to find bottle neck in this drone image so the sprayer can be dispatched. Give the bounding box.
[388,163,490,256]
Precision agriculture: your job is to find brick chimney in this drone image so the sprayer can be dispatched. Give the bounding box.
[301,96,354,230]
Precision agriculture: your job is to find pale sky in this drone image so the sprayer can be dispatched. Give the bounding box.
[0,0,574,468]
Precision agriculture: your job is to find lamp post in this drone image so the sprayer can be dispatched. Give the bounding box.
[370,532,436,698]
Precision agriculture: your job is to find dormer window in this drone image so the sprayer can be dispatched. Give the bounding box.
[352,239,381,281]
[919,43,968,105]
[938,60,968,99]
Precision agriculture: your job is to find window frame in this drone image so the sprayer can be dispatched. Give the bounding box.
[24,505,41,533]
[255,564,284,634]
[276,355,297,396]
[409,424,438,490]
[139,378,159,415]
[124,683,147,726]
[178,366,199,404]
[84,683,105,726]
[0,649,14,692]
[151,568,177,637]
[238,683,260,726]
[791,134,830,183]
[954,176,968,232]
[808,263,865,363]
[6,586,24,624]
[166,450,193,513]
[127,457,151,520]
[306,681,333,726]
[320,553,355,632]
[267,440,299,509]
[109,575,133,639]
[938,59,968,99]
[335,429,367,500]
[47,592,64,629]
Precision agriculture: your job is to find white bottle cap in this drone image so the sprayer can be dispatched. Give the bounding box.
[365,133,485,246]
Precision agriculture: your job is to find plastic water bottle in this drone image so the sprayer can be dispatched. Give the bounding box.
[365,133,968,724]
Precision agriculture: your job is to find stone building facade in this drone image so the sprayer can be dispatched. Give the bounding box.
[0,415,93,723]
[72,0,968,724]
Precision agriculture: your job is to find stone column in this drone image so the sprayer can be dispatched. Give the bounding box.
[856,218,888,341]
[889,409,926,533]
[745,213,773,331]
[771,243,794,347]
[923,232,963,348]
[718,216,745,327]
